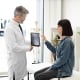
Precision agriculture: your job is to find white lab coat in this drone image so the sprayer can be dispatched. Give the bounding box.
[4,20,31,80]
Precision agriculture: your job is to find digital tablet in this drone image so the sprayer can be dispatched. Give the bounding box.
[31,33,40,46]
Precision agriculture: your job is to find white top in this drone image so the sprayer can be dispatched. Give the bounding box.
[4,19,31,80]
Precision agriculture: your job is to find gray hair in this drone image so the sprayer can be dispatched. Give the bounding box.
[14,6,29,17]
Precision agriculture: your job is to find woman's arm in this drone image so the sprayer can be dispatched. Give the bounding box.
[45,41,56,54]
[42,35,56,54]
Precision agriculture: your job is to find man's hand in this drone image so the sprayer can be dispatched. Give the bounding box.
[30,46,33,51]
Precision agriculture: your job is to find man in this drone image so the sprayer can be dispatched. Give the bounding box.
[4,6,33,80]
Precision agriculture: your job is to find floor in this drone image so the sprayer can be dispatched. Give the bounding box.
[0,74,34,80]
[0,77,8,80]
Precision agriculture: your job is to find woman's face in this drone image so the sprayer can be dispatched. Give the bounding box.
[57,26,63,37]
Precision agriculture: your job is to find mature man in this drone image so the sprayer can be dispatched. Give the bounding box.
[4,6,32,80]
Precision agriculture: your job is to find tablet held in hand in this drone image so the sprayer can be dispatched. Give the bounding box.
[31,33,40,46]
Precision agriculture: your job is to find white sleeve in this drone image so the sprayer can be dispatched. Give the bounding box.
[4,28,31,53]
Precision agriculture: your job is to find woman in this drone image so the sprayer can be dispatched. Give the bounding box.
[34,19,74,80]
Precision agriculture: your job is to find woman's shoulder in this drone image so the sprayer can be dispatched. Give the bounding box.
[64,37,74,46]
[64,37,72,42]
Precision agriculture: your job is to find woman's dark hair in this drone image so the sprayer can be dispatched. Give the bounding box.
[58,19,73,36]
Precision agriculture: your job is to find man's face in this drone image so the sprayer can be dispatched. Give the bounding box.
[17,14,27,23]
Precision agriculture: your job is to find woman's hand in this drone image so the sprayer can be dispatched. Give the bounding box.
[41,35,47,42]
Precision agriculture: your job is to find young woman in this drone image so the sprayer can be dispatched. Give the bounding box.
[34,19,74,80]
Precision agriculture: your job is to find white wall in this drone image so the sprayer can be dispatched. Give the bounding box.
[43,0,62,62]
[62,0,80,28]
[49,0,61,28]
[44,0,51,62]
[75,28,80,71]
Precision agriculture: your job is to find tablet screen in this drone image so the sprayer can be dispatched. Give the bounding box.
[31,33,40,46]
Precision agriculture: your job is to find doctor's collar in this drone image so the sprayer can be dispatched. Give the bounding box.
[11,19,19,26]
